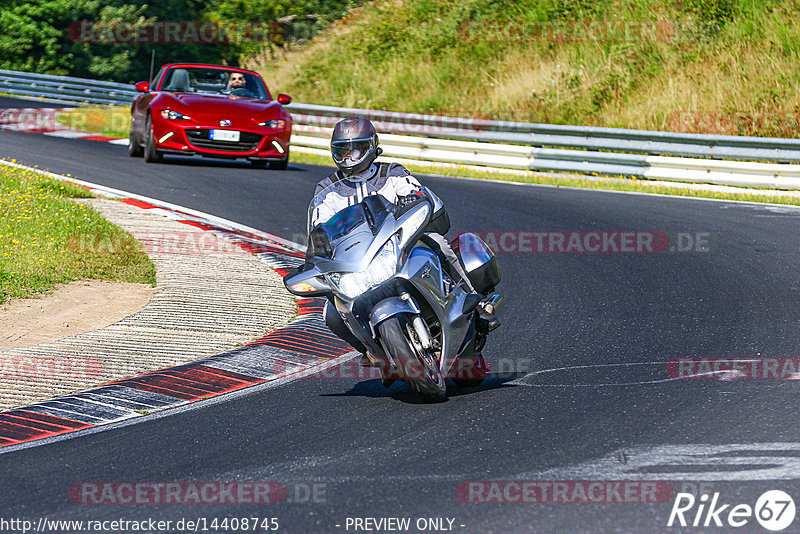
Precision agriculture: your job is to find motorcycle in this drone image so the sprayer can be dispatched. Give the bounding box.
[283,180,501,402]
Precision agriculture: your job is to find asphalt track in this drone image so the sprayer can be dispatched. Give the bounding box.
[2,97,800,532]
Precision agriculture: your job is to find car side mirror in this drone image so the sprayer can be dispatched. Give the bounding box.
[134,81,149,93]
[277,93,292,105]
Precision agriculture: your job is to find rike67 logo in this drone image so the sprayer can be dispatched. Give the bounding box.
[668,490,796,531]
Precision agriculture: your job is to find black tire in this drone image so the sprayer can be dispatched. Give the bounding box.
[378,315,446,403]
[128,120,143,157]
[144,118,162,163]
[270,150,289,170]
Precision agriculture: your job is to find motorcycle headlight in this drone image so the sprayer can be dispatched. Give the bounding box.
[327,239,397,299]
[160,109,191,120]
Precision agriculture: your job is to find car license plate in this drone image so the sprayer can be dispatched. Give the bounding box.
[210,129,240,142]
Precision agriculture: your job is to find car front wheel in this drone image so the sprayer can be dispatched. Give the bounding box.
[270,149,289,170]
[144,119,163,163]
[128,121,143,157]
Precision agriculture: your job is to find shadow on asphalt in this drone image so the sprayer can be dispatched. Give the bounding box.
[152,154,310,172]
[320,373,525,404]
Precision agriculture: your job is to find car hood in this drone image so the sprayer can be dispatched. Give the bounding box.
[166,93,283,116]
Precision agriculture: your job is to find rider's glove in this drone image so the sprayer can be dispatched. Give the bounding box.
[397,191,425,209]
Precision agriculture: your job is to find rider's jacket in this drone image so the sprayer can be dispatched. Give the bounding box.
[310,163,422,227]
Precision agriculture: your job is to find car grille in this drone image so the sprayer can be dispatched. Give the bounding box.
[186,129,263,152]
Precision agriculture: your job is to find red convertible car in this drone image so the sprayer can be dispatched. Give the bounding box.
[128,63,292,169]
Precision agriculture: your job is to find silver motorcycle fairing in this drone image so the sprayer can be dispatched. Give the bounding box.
[369,297,421,328]
[314,220,396,274]
[405,248,475,377]
[336,243,476,378]
[301,182,480,379]
[312,200,430,277]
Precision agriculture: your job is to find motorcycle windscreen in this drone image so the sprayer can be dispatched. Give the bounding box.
[321,204,365,240]
[308,205,366,259]
[307,179,393,233]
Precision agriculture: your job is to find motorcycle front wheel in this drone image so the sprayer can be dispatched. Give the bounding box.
[378,315,447,403]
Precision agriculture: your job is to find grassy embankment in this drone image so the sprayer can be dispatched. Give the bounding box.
[0,162,155,303]
[251,0,800,136]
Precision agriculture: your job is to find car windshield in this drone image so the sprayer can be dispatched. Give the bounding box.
[160,67,270,99]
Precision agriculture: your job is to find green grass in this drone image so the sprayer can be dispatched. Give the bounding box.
[290,149,800,206]
[250,0,800,138]
[0,162,156,304]
[55,106,130,139]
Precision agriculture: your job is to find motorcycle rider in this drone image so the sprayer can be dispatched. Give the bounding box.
[308,117,499,361]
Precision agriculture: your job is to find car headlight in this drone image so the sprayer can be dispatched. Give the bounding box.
[258,119,286,129]
[160,110,191,120]
[327,239,397,299]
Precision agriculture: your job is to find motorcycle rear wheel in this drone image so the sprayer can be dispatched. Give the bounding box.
[378,315,446,403]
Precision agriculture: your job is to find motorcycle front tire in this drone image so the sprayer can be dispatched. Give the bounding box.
[378,315,447,403]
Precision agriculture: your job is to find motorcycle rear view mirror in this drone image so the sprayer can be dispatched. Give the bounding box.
[360,195,394,234]
[396,200,431,249]
[283,265,331,297]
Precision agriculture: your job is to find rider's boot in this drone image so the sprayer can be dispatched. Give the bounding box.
[476,307,500,333]
[476,294,502,333]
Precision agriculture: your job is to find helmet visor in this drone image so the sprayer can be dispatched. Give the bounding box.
[331,137,374,166]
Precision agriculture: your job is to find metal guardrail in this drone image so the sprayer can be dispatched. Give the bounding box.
[3,69,800,189]
[287,104,800,188]
[286,102,800,164]
[291,125,800,189]
[0,69,138,106]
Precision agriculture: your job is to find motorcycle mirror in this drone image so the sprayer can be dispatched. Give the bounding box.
[396,201,431,249]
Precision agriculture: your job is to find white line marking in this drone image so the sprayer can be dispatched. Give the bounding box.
[518,443,800,481]
[509,361,720,387]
